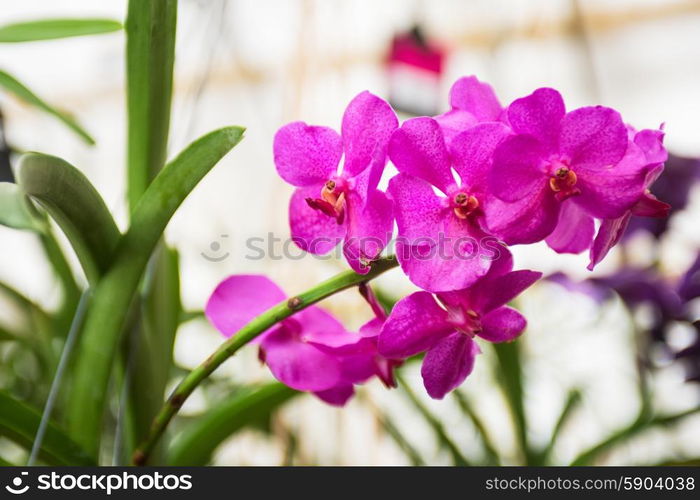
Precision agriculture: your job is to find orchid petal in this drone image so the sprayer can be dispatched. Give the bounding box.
[421,333,480,399]
[342,91,398,177]
[206,275,286,337]
[388,117,456,193]
[479,306,527,342]
[507,87,565,152]
[274,122,341,186]
[378,291,452,359]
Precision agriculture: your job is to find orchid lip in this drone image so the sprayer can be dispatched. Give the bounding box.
[305,177,347,223]
[446,305,482,337]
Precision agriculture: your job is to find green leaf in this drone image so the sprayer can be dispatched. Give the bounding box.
[66,126,245,457]
[396,373,470,466]
[536,388,582,465]
[0,182,45,231]
[0,18,121,43]
[360,394,425,466]
[168,384,298,466]
[125,245,181,461]
[453,390,500,465]
[0,70,94,144]
[570,407,700,465]
[492,340,533,464]
[126,0,177,212]
[0,391,95,465]
[17,153,121,284]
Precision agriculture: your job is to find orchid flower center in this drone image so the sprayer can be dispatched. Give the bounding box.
[451,192,480,219]
[305,178,347,224]
[446,305,482,337]
[548,161,581,201]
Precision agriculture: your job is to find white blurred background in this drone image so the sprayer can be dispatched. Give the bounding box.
[1,0,700,464]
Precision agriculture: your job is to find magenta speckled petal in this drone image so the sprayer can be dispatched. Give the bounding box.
[434,109,478,144]
[341,91,398,177]
[389,174,492,292]
[507,88,565,152]
[560,106,627,170]
[467,269,542,314]
[421,333,480,399]
[450,122,511,189]
[260,327,343,392]
[484,190,560,245]
[274,122,342,186]
[388,117,456,193]
[378,291,452,359]
[574,141,649,219]
[546,200,595,254]
[206,275,286,337]
[294,306,357,347]
[449,75,503,122]
[479,306,527,342]
[343,190,393,274]
[490,134,547,202]
[314,385,355,406]
[588,213,632,270]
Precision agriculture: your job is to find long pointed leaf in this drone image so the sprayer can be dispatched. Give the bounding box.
[66,126,245,457]
[570,407,700,465]
[453,390,501,465]
[0,18,121,43]
[0,391,95,465]
[396,373,470,466]
[17,153,121,284]
[168,384,298,466]
[492,340,533,464]
[126,0,177,211]
[0,70,94,144]
[125,245,181,461]
[536,388,582,465]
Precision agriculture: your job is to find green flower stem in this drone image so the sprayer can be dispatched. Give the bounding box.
[131,256,399,465]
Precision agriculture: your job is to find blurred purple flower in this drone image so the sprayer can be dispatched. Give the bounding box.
[625,153,700,240]
[675,321,700,384]
[547,267,682,343]
[679,253,700,304]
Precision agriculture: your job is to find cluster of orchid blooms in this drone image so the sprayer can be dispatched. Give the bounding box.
[206,76,670,404]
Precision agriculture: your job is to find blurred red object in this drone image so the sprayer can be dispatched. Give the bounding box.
[387,26,445,116]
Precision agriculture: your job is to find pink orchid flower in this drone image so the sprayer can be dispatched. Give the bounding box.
[378,254,541,399]
[484,88,651,247]
[206,274,396,406]
[388,116,512,292]
[434,75,505,144]
[274,91,398,273]
[588,128,670,269]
